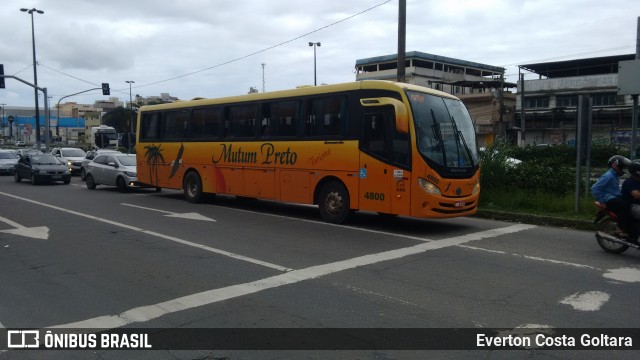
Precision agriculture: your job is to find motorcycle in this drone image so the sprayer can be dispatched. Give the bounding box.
[594,201,640,254]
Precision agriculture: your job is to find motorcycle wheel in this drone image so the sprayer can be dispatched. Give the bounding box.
[596,218,629,254]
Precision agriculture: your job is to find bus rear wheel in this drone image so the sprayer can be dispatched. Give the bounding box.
[183,171,203,203]
[318,181,351,224]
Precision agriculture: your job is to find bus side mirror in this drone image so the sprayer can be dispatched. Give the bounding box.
[360,97,409,134]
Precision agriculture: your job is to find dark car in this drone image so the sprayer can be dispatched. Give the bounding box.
[14,154,71,185]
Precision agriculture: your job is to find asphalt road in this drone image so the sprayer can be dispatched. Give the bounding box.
[0,174,639,359]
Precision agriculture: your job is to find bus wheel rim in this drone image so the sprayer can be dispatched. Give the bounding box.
[325,191,343,215]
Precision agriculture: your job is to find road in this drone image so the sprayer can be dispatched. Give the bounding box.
[0,175,639,359]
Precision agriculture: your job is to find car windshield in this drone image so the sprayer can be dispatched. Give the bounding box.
[408,91,479,168]
[62,149,86,157]
[31,155,63,165]
[0,152,16,159]
[116,155,136,166]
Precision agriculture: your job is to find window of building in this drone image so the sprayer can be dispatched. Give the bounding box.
[556,95,578,108]
[524,96,550,109]
[592,93,616,106]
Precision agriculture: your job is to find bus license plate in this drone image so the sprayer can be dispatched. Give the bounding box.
[454,201,465,208]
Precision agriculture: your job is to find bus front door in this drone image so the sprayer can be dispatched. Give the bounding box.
[359,110,396,214]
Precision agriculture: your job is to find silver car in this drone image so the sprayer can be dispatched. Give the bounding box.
[85,154,155,192]
[0,150,19,175]
[80,149,121,180]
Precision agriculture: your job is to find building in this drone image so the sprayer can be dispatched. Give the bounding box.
[516,54,636,146]
[355,51,517,146]
[132,93,179,106]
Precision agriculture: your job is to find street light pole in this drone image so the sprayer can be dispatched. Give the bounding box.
[308,42,321,86]
[0,104,5,138]
[126,80,135,154]
[20,7,44,148]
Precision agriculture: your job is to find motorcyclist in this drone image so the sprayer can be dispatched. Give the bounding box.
[621,160,640,240]
[592,155,631,237]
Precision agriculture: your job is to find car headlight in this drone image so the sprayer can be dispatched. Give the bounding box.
[124,171,136,177]
[418,178,441,195]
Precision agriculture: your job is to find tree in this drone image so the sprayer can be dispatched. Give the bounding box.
[101,106,137,133]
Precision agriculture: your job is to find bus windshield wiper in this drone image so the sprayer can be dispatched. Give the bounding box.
[450,117,474,165]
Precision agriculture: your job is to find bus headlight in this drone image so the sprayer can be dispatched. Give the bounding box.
[418,178,441,195]
[472,180,480,195]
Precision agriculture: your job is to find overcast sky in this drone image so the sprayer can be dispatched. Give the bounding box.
[1,0,639,109]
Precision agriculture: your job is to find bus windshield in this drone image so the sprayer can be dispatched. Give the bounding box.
[408,91,479,168]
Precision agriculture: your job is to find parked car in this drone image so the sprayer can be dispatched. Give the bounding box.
[85,154,157,192]
[52,147,87,175]
[15,141,26,147]
[80,148,122,180]
[0,150,19,175]
[14,153,71,185]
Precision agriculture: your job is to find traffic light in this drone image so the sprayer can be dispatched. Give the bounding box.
[0,64,5,89]
[101,83,110,95]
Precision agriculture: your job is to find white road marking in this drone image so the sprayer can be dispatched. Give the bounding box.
[603,267,640,283]
[0,215,49,240]
[560,291,610,311]
[52,224,536,329]
[0,191,289,272]
[121,203,216,222]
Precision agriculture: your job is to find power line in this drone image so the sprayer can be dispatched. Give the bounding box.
[33,0,392,94]
[137,0,392,89]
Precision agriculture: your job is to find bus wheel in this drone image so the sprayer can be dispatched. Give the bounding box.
[318,181,351,224]
[183,171,203,203]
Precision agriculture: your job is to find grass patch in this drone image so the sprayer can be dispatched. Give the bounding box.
[478,188,596,222]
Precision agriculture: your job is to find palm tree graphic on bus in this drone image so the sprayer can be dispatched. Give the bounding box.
[144,144,165,186]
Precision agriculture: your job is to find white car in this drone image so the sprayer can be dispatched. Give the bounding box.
[51,147,87,175]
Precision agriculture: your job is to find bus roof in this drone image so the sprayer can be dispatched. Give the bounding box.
[139,80,460,112]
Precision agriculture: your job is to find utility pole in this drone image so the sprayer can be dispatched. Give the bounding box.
[397,0,406,83]
[520,72,526,145]
[262,63,266,93]
[632,17,640,159]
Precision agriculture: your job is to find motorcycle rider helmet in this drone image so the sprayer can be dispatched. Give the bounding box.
[608,155,630,175]
[628,161,640,178]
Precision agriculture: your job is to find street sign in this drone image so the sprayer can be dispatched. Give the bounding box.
[618,60,640,95]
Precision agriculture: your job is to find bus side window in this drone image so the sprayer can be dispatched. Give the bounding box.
[266,100,298,137]
[141,112,160,140]
[163,110,189,139]
[191,108,221,139]
[229,105,257,138]
[362,111,390,159]
[305,96,345,137]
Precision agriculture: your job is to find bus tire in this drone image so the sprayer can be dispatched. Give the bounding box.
[318,181,351,224]
[183,171,203,203]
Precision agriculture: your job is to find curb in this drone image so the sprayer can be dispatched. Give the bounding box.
[474,209,594,231]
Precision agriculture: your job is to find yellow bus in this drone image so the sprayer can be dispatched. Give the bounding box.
[136,80,480,224]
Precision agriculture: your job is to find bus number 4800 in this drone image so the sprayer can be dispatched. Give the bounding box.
[364,192,385,201]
